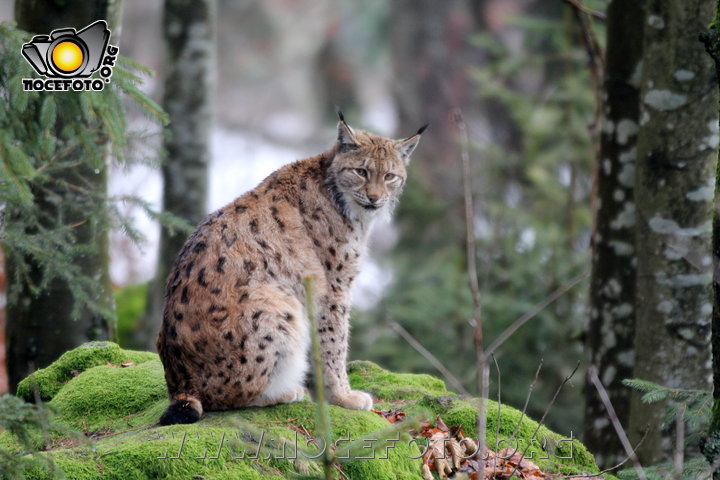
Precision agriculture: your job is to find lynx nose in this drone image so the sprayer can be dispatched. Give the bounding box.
[366,194,379,204]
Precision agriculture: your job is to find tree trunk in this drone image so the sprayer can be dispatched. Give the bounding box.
[136,0,215,350]
[583,0,644,468]
[5,0,121,393]
[629,0,716,464]
[700,6,720,477]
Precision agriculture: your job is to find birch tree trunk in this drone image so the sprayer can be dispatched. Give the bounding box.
[583,0,644,468]
[629,0,716,464]
[136,0,215,349]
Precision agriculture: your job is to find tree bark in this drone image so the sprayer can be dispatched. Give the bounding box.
[629,0,716,464]
[700,5,720,477]
[136,0,215,349]
[6,0,122,393]
[583,0,644,468]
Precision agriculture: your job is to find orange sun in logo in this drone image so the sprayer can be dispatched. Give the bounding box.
[51,41,83,72]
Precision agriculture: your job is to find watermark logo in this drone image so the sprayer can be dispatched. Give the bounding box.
[20,20,118,92]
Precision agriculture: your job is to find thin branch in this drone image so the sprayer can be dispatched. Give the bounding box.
[448,111,484,357]
[388,320,471,397]
[563,0,605,152]
[561,0,606,20]
[491,354,501,480]
[674,404,685,480]
[588,366,647,480]
[507,360,544,446]
[566,428,649,478]
[485,271,588,357]
[303,276,335,480]
[93,423,156,440]
[450,107,487,478]
[509,361,580,479]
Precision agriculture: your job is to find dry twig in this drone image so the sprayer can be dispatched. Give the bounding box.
[563,0,605,151]
[451,107,488,480]
[389,320,471,397]
[674,404,685,480]
[491,354,502,480]
[507,360,544,449]
[509,362,580,479]
[485,271,588,357]
[561,0,606,20]
[588,366,647,480]
[303,276,335,480]
[566,428,649,478]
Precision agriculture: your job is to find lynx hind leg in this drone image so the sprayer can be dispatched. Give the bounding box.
[243,286,310,407]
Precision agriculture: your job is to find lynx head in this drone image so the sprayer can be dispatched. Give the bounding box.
[327,111,427,223]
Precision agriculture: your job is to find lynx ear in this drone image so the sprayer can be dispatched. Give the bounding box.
[336,109,358,152]
[397,123,428,164]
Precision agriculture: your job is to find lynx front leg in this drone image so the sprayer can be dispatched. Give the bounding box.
[317,301,373,410]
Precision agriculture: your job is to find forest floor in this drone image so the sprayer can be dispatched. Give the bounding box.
[3,342,600,479]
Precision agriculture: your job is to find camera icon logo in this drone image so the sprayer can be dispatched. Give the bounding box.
[20,20,119,92]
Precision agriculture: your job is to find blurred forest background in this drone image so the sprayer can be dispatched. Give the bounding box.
[1,0,719,474]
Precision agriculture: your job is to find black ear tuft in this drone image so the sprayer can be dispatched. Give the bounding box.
[336,106,345,123]
[337,113,358,152]
[416,123,430,135]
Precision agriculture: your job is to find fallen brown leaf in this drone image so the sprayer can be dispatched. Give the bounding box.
[371,408,406,424]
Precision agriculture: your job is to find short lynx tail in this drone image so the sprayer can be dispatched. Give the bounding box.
[159,394,203,425]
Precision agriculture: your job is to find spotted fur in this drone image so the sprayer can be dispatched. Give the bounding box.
[157,115,424,423]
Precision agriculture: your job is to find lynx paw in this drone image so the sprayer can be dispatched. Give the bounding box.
[250,386,308,407]
[330,389,374,410]
[289,386,309,402]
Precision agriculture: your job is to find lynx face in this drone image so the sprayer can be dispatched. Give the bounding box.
[328,121,424,222]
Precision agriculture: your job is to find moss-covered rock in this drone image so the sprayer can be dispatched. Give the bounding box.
[6,343,600,479]
[348,360,450,401]
[51,360,167,433]
[16,341,158,402]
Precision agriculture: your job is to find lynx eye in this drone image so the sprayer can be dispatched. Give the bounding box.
[384,173,398,182]
[353,168,369,179]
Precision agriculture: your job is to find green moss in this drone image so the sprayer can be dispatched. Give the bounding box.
[348,360,450,401]
[50,361,167,433]
[9,344,600,479]
[17,341,159,402]
[124,350,160,364]
[228,402,422,479]
[24,426,291,480]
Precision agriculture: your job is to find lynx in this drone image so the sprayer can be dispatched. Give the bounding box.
[157,112,426,424]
